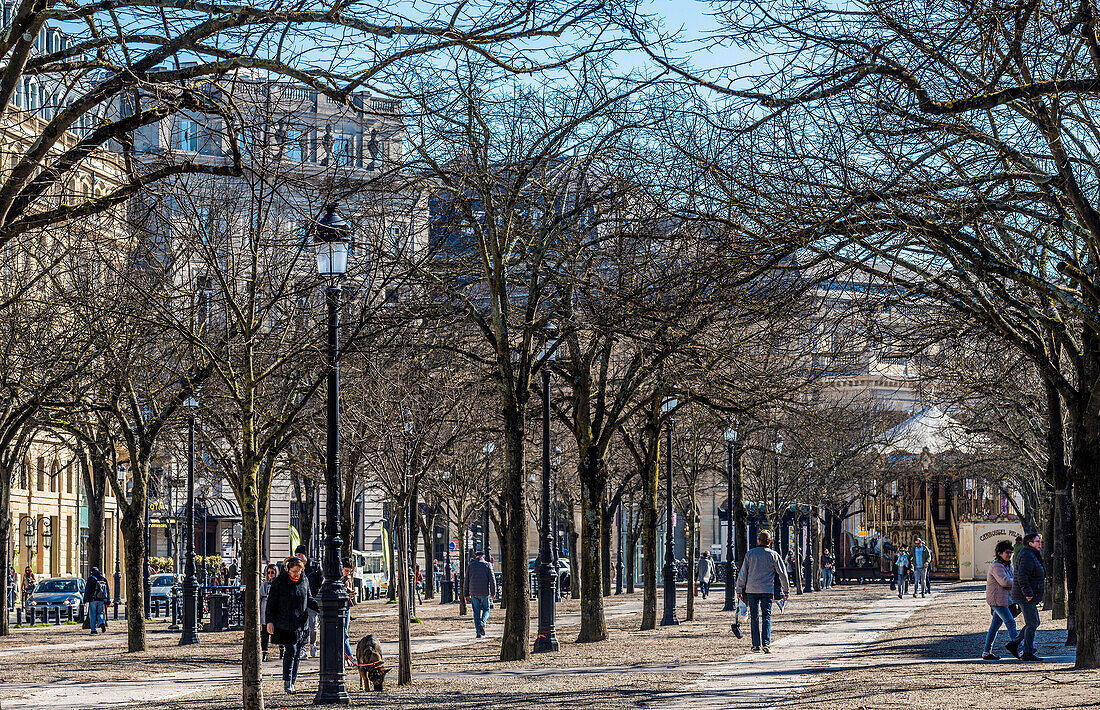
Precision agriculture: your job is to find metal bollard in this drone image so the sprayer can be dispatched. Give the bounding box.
[15,607,22,626]
[113,601,119,620]
[53,606,61,625]
[66,606,74,623]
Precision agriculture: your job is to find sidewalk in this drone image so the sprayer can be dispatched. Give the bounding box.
[3,599,644,710]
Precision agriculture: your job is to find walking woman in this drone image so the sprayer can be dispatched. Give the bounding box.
[259,564,277,662]
[983,540,1019,660]
[21,566,35,608]
[265,557,318,693]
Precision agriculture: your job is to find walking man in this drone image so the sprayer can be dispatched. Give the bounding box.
[911,538,931,598]
[735,530,790,653]
[83,566,109,634]
[695,552,715,599]
[1009,532,1045,662]
[463,550,496,638]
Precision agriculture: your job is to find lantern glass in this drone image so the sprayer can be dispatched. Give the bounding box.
[315,240,348,276]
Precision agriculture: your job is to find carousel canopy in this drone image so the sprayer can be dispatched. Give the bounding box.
[881,405,973,456]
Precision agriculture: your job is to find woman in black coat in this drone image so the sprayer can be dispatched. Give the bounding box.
[265,556,319,693]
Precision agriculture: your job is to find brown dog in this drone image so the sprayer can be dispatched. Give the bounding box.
[355,635,388,691]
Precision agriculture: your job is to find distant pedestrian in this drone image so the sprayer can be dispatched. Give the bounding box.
[342,563,356,666]
[265,556,318,694]
[260,564,276,662]
[1009,533,1044,662]
[695,552,715,599]
[821,549,835,589]
[1010,535,1024,568]
[735,530,790,654]
[983,540,1018,660]
[911,538,931,598]
[83,566,109,634]
[21,566,35,608]
[463,550,497,638]
[894,545,910,598]
[6,564,15,609]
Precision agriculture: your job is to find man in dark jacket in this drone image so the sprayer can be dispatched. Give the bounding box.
[1009,532,1044,661]
[463,550,497,638]
[82,567,109,634]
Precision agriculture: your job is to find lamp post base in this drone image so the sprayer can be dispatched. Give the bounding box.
[440,579,453,604]
[722,562,738,612]
[534,565,559,653]
[314,580,350,705]
[660,565,678,626]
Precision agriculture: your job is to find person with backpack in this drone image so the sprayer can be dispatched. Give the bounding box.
[1009,533,1045,662]
[983,540,1018,660]
[83,566,110,634]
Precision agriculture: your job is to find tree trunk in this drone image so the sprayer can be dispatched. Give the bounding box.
[240,494,263,710]
[120,510,147,652]
[0,470,10,636]
[1072,357,1100,668]
[499,404,530,662]
[85,453,108,574]
[1047,375,1069,619]
[421,510,435,600]
[732,452,748,566]
[395,505,412,684]
[811,505,823,592]
[577,463,607,642]
[640,420,659,630]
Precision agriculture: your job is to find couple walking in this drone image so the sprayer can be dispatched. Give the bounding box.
[984,534,1045,662]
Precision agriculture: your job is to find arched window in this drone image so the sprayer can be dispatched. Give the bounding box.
[49,460,59,493]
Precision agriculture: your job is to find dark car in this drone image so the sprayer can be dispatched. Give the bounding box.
[28,577,85,610]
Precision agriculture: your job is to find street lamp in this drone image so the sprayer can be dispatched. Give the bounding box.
[773,430,783,550]
[534,336,559,653]
[615,494,624,596]
[482,442,494,561]
[440,473,454,605]
[114,475,122,619]
[723,422,739,612]
[180,395,200,646]
[23,517,36,570]
[41,518,51,575]
[661,396,679,627]
[144,485,151,620]
[314,202,351,705]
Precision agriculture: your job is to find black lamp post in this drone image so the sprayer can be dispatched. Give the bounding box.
[113,473,122,619]
[22,517,35,578]
[661,397,679,626]
[313,202,351,706]
[534,341,559,653]
[723,423,739,612]
[615,499,624,595]
[440,486,453,604]
[482,442,494,560]
[143,493,151,620]
[773,430,783,551]
[180,396,200,645]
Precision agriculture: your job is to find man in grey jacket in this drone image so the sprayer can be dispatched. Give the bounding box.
[735,530,790,653]
[463,550,497,638]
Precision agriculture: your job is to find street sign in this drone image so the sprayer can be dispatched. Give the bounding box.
[449,539,459,552]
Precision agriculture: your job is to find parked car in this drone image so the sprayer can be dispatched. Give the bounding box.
[528,558,570,585]
[150,573,181,602]
[28,577,84,610]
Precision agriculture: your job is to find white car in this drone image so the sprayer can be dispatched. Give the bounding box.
[150,573,181,602]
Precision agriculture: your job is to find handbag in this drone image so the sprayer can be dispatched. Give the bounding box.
[1009,603,1021,617]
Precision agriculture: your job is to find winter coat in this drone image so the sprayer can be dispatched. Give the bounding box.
[985,560,1013,607]
[463,557,496,598]
[265,571,319,646]
[695,557,715,584]
[735,546,790,596]
[1011,545,1045,603]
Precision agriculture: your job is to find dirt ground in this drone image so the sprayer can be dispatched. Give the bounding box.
[782,582,1098,710]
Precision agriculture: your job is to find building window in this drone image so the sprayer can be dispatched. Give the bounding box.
[178,119,200,152]
[67,466,73,494]
[49,461,58,493]
[37,456,45,491]
[283,128,304,162]
[19,458,28,490]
